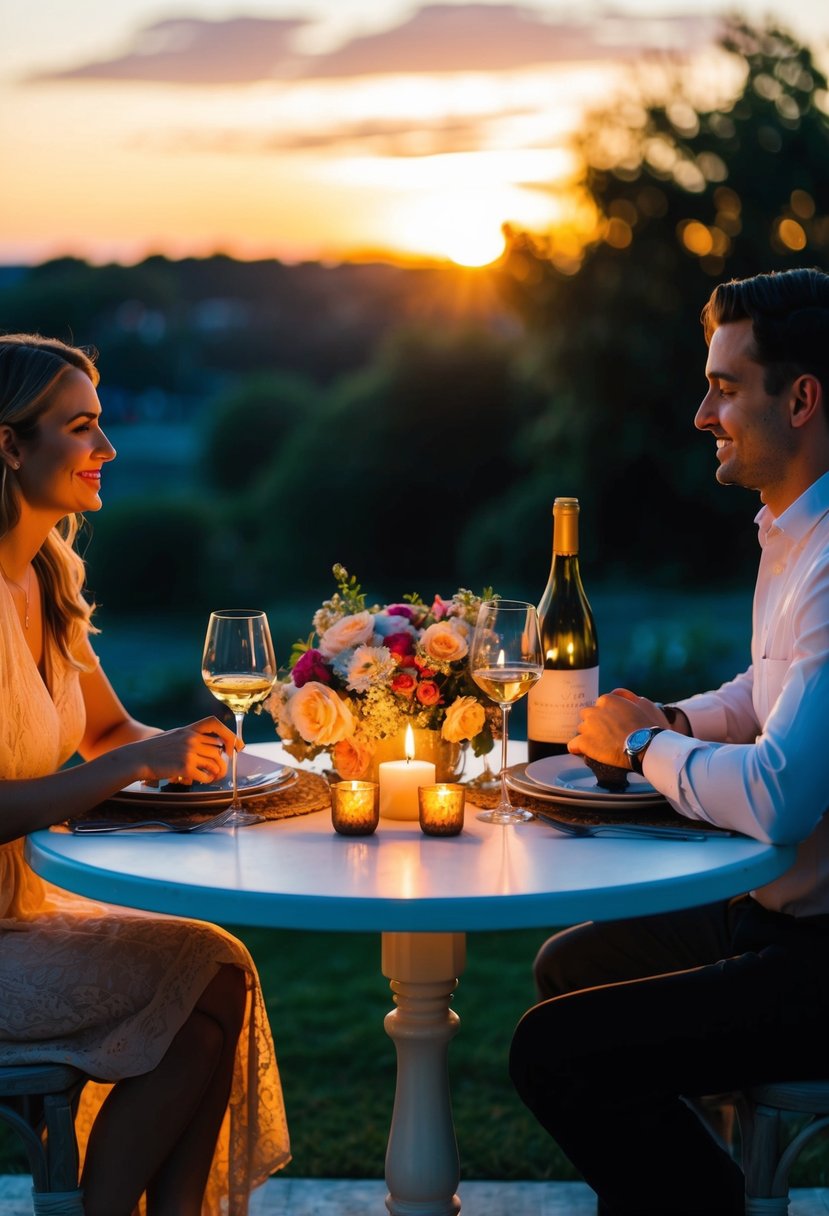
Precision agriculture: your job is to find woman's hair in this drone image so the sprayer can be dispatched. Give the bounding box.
[0,333,101,666]
[701,268,829,400]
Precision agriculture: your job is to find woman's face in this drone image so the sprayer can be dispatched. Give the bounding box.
[15,369,116,519]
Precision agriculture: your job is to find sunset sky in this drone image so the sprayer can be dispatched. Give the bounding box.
[3,0,829,268]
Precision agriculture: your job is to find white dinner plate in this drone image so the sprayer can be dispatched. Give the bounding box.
[525,754,659,799]
[506,764,669,813]
[109,753,296,809]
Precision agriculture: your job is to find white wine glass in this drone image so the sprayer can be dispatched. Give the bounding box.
[469,599,543,825]
[202,609,277,828]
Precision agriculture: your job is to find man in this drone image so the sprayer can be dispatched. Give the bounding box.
[509,267,829,1216]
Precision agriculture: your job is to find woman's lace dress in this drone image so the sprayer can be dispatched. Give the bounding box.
[0,582,290,1214]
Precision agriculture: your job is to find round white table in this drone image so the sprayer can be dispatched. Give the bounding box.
[26,743,795,1216]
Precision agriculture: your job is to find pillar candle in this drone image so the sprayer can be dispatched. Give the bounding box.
[378,757,436,820]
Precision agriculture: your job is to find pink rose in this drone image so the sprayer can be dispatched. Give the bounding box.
[289,681,355,745]
[430,595,451,620]
[416,680,442,707]
[391,672,417,699]
[292,648,332,688]
[421,621,468,664]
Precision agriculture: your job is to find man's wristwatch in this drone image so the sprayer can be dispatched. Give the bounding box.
[624,726,665,775]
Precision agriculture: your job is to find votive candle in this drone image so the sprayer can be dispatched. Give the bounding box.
[418,784,466,836]
[330,781,380,836]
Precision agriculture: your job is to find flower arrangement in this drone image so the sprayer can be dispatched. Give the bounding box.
[264,565,497,778]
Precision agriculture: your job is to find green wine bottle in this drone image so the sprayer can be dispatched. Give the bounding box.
[527,497,599,761]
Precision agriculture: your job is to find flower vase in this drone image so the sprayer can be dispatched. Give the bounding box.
[338,728,466,784]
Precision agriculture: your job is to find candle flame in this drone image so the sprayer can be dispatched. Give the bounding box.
[497,648,506,667]
[404,723,415,762]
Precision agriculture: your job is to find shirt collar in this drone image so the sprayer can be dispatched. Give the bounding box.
[755,470,829,547]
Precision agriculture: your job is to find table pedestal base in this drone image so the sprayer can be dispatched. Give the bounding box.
[382,931,466,1216]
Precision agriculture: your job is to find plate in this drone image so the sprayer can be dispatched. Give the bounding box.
[506,764,669,813]
[109,752,296,809]
[525,754,658,799]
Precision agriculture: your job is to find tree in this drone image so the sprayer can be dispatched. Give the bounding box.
[491,21,829,586]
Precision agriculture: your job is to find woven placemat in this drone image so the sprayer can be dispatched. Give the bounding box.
[70,768,331,828]
[466,766,723,833]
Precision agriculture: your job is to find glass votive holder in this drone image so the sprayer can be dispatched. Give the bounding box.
[331,781,380,836]
[418,783,465,837]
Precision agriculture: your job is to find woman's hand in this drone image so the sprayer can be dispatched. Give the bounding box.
[568,688,667,767]
[125,717,241,785]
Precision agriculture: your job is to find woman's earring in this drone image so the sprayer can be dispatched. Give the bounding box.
[13,462,20,470]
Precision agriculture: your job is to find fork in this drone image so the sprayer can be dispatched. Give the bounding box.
[534,813,731,841]
[70,806,238,835]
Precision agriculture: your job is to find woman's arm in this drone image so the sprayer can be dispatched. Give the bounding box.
[0,644,239,843]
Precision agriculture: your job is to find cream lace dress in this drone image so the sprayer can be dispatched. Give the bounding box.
[0,583,290,1214]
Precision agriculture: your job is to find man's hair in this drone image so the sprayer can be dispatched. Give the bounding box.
[701,267,829,397]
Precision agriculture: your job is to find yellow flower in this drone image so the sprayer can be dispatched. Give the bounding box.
[420,620,468,664]
[441,696,485,743]
[289,681,355,745]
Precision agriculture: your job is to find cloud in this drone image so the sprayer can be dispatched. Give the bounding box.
[29,5,720,88]
[29,16,308,85]
[302,4,720,79]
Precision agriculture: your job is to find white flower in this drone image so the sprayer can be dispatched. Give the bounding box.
[345,645,397,693]
[319,610,375,658]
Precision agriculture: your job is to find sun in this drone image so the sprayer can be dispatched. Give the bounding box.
[390,189,508,267]
[443,223,507,267]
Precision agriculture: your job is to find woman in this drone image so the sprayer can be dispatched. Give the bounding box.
[0,334,290,1216]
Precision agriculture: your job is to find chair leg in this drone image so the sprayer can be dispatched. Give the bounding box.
[737,1099,789,1215]
[41,1090,82,1193]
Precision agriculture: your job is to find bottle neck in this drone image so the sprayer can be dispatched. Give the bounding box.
[552,508,579,559]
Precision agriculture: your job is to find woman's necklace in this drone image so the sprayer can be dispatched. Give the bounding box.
[0,559,32,629]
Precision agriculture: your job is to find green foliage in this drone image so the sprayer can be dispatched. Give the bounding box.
[493,19,829,588]
[201,372,319,494]
[246,325,542,592]
[85,497,218,615]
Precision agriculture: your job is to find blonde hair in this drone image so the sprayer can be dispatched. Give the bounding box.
[0,333,101,667]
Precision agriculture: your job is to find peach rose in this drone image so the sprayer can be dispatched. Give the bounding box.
[289,681,355,745]
[319,610,375,659]
[420,620,468,664]
[441,695,486,743]
[332,736,375,779]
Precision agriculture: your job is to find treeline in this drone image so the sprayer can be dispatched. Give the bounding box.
[2,19,828,612]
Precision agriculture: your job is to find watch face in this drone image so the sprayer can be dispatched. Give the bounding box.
[627,727,655,752]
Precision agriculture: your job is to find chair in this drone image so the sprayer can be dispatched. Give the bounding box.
[736,1079,829,1215]
[0,1062,87,1214]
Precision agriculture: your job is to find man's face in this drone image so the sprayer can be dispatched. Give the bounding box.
[695,319,798,512]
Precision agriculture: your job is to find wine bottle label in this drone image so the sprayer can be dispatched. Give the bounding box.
[527,667,599,743]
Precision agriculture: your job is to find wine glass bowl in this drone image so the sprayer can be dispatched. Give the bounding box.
[202,609,277,828]
[469,600,543,825]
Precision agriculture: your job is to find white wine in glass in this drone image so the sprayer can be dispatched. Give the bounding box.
[469,600,543,825]
[202,610,277,828]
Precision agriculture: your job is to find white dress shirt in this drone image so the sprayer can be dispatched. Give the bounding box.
[645,470,829,916]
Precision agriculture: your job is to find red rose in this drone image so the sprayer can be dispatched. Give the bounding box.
[414,656,437,679]
[391,672,417,699]
[416,680,441,707]
[385,631,415,660]
[292,648,333,688]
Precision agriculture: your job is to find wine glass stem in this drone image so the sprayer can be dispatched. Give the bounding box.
[499,704,511,808]
[231,712,245,808]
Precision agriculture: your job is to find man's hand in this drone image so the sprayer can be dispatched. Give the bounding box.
[568,688,671,767]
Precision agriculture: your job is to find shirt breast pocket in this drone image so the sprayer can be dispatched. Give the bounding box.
[755,655,790,725]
